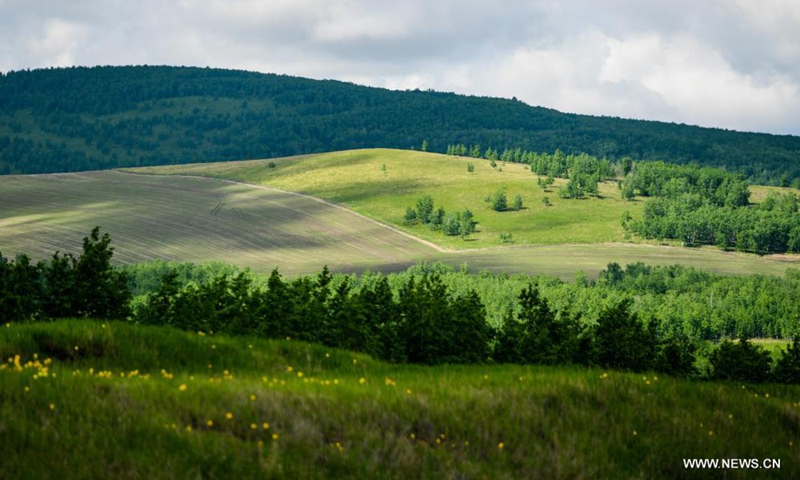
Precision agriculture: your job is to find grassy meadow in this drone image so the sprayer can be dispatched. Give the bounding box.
[2,148,799,279]
[1,320,798,479]
[133,149,642,249]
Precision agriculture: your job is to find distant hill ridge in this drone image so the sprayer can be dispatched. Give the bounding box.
[1,65,798,184]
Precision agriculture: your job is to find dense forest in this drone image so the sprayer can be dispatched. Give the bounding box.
[620,162,800,254]
[1,65,799,184]
[4,229,800,384]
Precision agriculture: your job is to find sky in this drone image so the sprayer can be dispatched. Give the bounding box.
[1,0,799,135]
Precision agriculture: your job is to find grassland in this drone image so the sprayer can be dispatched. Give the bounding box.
[1,320,797,479]
[129,148,800,277]
[134,149,642,249]
[0,170,435,276]
[0,167,796,280]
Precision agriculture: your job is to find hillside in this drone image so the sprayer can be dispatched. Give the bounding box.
[138,149,641,249]
[1,320,798,479]
[1,65,799,184]
[0,169,436,276]
[2,149,798,278]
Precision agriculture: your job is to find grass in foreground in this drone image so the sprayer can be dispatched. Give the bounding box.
[1,320,798,479]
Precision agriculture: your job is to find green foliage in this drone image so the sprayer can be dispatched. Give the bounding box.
[405,196,475,238]
[621,182,635,201]
[459,208,476,239]
[267,161,276,169]
[624,162,750,207]
[415,195,435,224]
[655,335,698,377]
[542,196,551,206]
[398,274,491,364]
[0,227,130,321]
[466,162,474,173]
[470,144,482,159]
[3,66,800,186]
[512,195,523,211]
[620,162,800,254]
[709,338,773,383]
[627,194,800,253]
[486,188,508,211]
[499,233,513,244]
[403,206,418,224]
[772,338,800,384]
[592,300,658,372]
[494,284,581,365]
[559,173,599,199]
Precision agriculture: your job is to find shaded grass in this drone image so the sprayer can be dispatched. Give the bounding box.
[0,170,434,276]
[1,320,799,479]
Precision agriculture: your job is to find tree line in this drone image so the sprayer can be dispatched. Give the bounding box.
[4,230,800,384]
[113,262,800,383]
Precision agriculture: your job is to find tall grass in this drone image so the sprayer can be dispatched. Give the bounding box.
[1,320,798,478]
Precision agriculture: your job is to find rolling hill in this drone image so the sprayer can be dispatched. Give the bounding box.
[1,65,799,184]
[2,149,798,279]
[0,169,436,276]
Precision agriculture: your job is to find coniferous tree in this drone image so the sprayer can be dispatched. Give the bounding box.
[592,299,657,371]
[73,227,130,319]
[773,338,800,384]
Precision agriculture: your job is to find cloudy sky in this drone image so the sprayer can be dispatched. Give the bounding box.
[1,0,799,135]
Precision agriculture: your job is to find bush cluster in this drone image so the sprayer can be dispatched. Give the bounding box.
[404,195,475,238]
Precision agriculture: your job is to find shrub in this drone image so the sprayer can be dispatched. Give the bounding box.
[709,338,773,383]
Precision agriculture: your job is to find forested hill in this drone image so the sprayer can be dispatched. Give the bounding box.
[1,65,799,184]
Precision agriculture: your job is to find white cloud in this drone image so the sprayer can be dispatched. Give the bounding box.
[25,19,88,67]
[0,0,798,134]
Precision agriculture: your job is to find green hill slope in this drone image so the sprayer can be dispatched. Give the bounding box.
[137,149,641,249]
[2,149,798,278]
[1,320,797,479]
[0,169,436,275]
[1,65,799,184]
